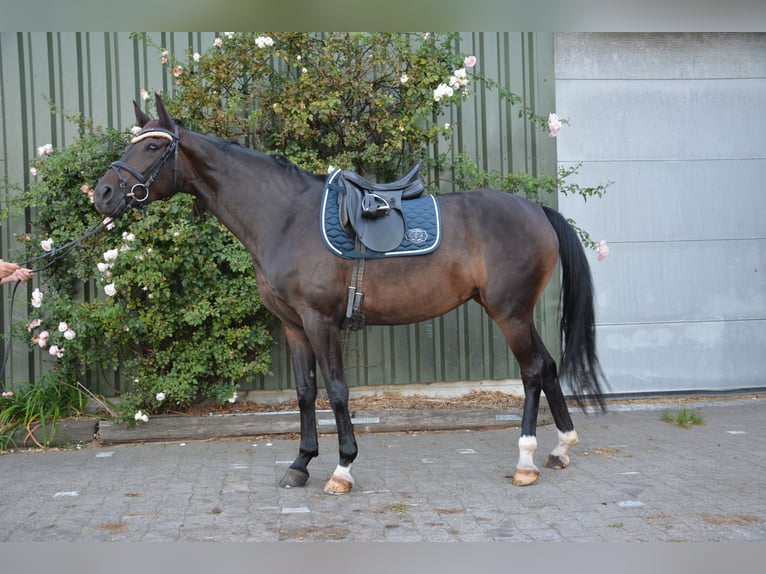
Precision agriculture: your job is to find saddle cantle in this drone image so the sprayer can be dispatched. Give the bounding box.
[336,163,425,252]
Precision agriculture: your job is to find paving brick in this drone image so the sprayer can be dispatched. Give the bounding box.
[0,397,764,541]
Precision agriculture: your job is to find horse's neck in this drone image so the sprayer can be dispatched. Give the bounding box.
[179,134,307,259]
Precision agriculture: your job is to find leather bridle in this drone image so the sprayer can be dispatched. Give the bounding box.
[108,125,180,210]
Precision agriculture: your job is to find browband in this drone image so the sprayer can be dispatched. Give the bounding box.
[130,130,176,145]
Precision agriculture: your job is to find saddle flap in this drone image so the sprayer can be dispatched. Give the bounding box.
[341,188,406,252]
[357,209,406,252]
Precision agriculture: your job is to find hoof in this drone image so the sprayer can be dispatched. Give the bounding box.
[279,468,309,488]
[512,467,540,487]
[323,475,353,495]
[323,465,354,494]
[543,453,570,470]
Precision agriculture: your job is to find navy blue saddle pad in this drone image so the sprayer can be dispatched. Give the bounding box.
[320,169,442,259]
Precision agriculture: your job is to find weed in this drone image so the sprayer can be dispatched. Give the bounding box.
[386,502,410,514]
[660,407,704,428]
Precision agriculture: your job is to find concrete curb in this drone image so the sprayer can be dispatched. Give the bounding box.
[10,418,98,448]
[97,405,551,445]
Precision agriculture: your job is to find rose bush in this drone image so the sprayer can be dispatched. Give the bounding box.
[11,128,272,425]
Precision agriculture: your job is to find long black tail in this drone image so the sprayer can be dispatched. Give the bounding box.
[542,206,608,410]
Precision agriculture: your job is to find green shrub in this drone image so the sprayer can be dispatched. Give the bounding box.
[147,32,493,179]
[13,129,272,424]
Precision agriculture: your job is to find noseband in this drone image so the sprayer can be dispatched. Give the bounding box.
[109,125,179,209]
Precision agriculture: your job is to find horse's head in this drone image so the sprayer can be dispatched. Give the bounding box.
[94,94,182,219]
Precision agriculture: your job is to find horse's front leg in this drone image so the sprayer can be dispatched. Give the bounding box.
[279,326,319,488]
[305,315,358,494]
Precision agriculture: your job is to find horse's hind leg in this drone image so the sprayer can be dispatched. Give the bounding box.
[279,326,319,488]
[540,357,579,471]
[500,319,577,486]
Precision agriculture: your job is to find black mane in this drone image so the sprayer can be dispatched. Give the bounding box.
[200,132,323,183]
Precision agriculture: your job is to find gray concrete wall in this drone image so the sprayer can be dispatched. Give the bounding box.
[555,33,766,395]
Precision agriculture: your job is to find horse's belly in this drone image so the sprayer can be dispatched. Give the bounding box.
[358,258,478,325]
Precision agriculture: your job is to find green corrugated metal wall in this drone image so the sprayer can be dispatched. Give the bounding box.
[0,32,559,394]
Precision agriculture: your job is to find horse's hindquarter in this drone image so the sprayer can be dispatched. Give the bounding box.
[361,189,559,325]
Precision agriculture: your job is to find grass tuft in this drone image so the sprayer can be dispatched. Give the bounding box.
[660,407,704,428]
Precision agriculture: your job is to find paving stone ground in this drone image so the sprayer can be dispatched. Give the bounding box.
[0,397,764,542]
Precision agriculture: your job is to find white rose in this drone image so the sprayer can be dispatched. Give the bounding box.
[31,288,44,308]
[103,249,119,262]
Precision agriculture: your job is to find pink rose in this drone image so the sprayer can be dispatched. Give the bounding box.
[547,113,562,138]
[597,240,610,261]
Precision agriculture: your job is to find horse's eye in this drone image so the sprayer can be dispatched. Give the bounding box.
[146,142,160,152]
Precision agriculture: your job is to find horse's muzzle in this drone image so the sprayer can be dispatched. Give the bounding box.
[93,178,128,219]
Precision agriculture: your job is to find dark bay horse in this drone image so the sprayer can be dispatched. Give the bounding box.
[94,95,605,493]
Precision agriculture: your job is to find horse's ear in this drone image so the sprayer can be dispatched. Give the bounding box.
[154,93,175,131]
[133,100,151,127]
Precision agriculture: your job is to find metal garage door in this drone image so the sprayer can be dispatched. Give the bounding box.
[555,33,766,395]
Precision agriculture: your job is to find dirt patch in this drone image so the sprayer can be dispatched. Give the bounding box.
[166,391,766,418]
[272,525,349,541]
[435,508,465,515]
[608,393,766,406]
[95,521,128,533]
[173,390,525,417]
[582,447,621,456]
[701,513,762,525]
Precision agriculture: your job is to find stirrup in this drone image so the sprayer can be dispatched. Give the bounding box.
[362,193,391,217]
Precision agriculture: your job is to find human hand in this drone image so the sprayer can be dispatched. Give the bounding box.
[0,259,20,278]
[0,267,34,284]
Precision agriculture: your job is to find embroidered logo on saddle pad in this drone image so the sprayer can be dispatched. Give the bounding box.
[320,170,442,259]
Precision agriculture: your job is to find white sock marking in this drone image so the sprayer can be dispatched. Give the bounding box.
[333,464,354,485]
[516,435,538,471]
[550,429,578,465]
